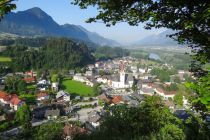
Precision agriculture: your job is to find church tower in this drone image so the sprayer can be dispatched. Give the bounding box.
[119,61,125,84]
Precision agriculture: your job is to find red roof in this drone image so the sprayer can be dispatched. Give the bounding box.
[112,96,123,104]
[164,91,177,95]
[10,95,22,105]
[156,88,164,93]
[23,77,35,83]
[37,92,48,98]
[0,91,10,101]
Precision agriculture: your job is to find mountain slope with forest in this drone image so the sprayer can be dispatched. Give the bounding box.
[0,7,119,46]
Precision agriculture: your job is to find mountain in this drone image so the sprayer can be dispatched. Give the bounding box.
[0,7,119,46]
[135,30,181,46]
[77,25,120,46]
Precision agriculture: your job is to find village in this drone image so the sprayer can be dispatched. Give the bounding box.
[0,56,194,138]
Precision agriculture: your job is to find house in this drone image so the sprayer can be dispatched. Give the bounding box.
[44,109,60,120]
[139,68,146,74]
[128,100,139,107]
[111,96,124,105]
[97,93,112,103]
[154,88,176,100]
[95,62,101,68]
[52,82,59,92]
[9,95,25,111]
[96,75,111,84]
[0,91,24,110]
[85,71,93,77]
[140,88,154,96]
[73,74,87,83]
[0,114,6,122]
[87,64,95,71]
[56,90,70,102]
[69,70,75,76]
[63,124,87,140]
[131,66,138,73]
[37,92,49,101]
[23,76,36,83]
[88,110,101,128]
[130,93,145,102]
[37,79,50,85]
[0,91,10,104]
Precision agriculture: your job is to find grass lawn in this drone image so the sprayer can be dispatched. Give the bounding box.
[0,56,11,62]
[62,79,94,97]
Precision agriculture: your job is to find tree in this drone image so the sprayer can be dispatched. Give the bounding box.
[5,76,21,93]
[131,81,137,92]
[15,105,32,134]
[51,74,59,83]
[174,76,181,83]
[93,83,102,96]
[33,122,63,140]
[0,0,16,20]
[17,80,27,93]
[173,92,183,107]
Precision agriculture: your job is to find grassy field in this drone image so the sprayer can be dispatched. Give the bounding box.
[62,79,94,97]
[0,56,11,62]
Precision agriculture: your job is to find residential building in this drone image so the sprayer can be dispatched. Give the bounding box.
[56,90,70,102]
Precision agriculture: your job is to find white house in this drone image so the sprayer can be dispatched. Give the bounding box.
[9,95,25,111]
[56,90,70,102]
[85,71,93,77]
[37,79,50,85]
[73,74,87,83]
[140,88,154,96]
[131,66,138,73]
[139,68,146,74]
[52,82,59,92]
[154,88,176,100]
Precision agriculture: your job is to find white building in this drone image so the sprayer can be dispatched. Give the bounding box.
[111,61,134,89]
[56,90,70,102]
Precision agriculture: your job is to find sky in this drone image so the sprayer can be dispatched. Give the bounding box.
[14,0,166,43]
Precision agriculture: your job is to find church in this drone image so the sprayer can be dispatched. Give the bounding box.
[111,61,134,89]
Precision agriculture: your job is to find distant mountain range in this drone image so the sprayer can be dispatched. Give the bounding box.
[134,30,182,46]
[0,7,119,46]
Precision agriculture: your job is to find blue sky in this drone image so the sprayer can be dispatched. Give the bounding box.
[14,0,165,43]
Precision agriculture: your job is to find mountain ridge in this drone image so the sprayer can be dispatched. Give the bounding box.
[0,7,119,46]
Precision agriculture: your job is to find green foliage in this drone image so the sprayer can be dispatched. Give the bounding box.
[75,96,209,140]
[51,74,59,83]
[17,80,27,93]
[164,83,179,91]
[33,122,63,140]
[5,75,21,93]
[173,93,183,107]
[94,46,129,60]
[185,73,210,111]
[151,68,177,82]
[0,38,94,71]
[93,83,102,96]
[19,94,36,105]
[174,76,181,83]
[15,105,32,131]
[0,0,16,20]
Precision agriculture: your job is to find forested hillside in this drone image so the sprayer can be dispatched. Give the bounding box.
[0,38,94,71]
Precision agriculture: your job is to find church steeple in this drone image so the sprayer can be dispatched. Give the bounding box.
[119,60,125,83]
